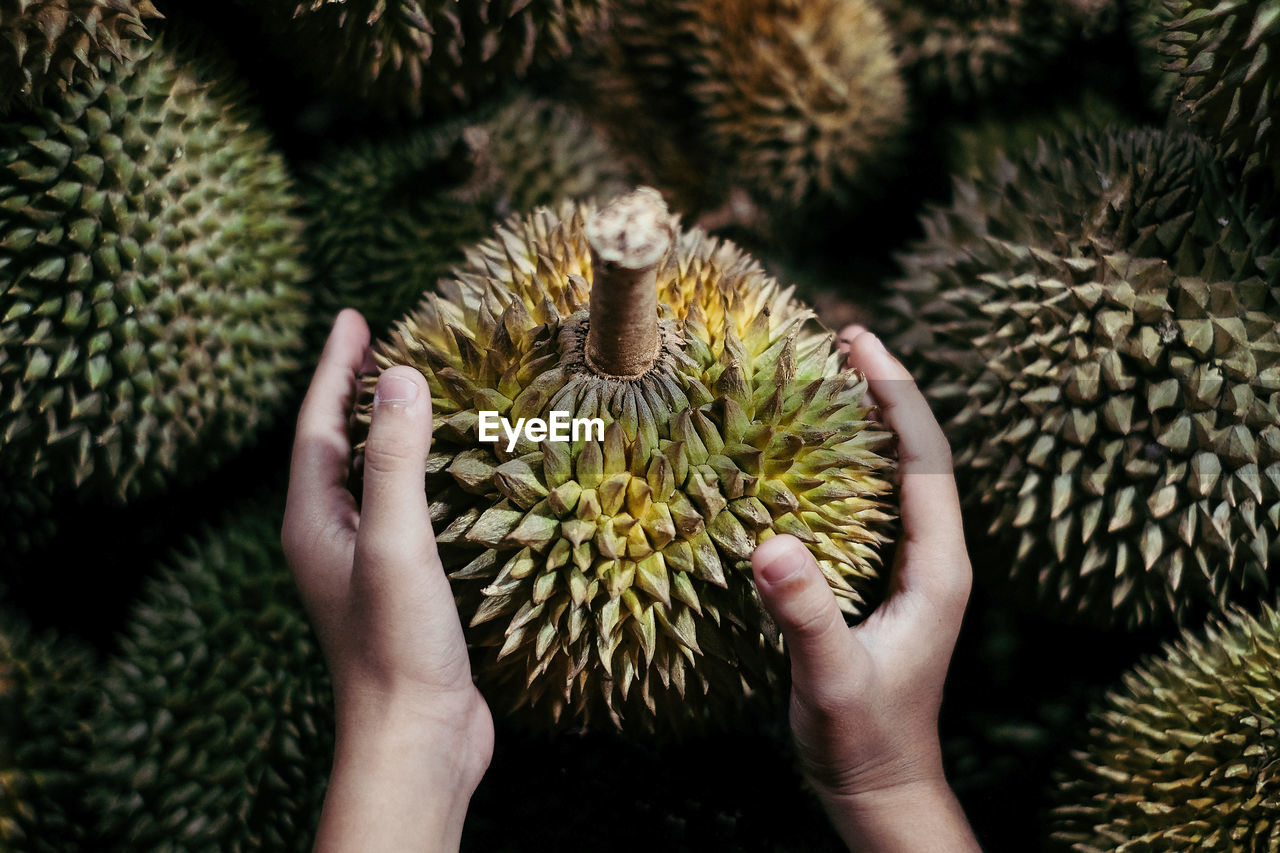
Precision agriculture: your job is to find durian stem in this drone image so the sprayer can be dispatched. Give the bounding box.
[586,187,674,379]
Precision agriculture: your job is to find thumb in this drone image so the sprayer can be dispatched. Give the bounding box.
[357,366,437,569]
[752,535,858,692]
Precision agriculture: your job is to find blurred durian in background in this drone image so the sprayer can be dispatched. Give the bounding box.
[87,498,333,850]
[1052,603,1280,849]
[302,93,630,338]
[0,605,97,852]
[0,36,308,517]
[887,127,1279,627]
[570,0,907,235]
[871,0,1114,105]
[240,0,605,115]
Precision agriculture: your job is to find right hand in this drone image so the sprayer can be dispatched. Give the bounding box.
[751,328,979,851]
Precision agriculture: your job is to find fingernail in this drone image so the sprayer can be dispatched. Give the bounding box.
[862,332,886,353]
[374,373,419,407]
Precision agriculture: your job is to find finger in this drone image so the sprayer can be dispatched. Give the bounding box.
[354,366,442,589]
[835,323,865,363]
[836,324,880,411]
[846,332,969,601]
[752,535,864,693]
[284,309,370,570]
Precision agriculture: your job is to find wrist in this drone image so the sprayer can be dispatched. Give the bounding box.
[334,683,493,794]
[315,685,494,852]
[797,728,947,804]
[817,778,979,853]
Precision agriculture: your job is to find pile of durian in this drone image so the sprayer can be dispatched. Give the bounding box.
[0,0,1277,849]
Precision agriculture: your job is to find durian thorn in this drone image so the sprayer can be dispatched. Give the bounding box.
[585,187,673,379]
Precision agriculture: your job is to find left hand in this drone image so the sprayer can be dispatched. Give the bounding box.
[282,308,493,852]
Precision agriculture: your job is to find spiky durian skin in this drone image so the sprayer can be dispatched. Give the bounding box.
[0,612,97,851]
[253,0,601,116]
[1052,604,1280,850]
[691,0,907,211]
[0,0,159,112]
[1133,0,1280,182]
[87,500,333,850]
[355,201,895,731]
[872,0,1107,104]
[572,0,906,221]
[0,38,309,505]
[886,128,1280,627]
[303,94,630,338]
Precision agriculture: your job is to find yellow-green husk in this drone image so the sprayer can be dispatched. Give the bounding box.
[357,198,895,729]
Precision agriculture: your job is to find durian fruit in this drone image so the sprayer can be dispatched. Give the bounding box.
[1131,0,1280,183]
[0,37,309,505]
[356,188,895,730]
[88,498,333,850]
[303,93,630,338]
[0,609,98,851]
[573,0,906,226]
[871,0,1110,105]
[0,479,54,554]
[886,127,1280,627]
[943,88,1126,179]
[689,0,907,212]
[0,0,160,113]
[1052,603,1280,850]
[248,0,603,116]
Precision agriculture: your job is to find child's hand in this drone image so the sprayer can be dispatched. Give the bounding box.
[752,328,979,851]
[283,309,492,852]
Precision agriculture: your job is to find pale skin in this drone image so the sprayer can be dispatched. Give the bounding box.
[283,310,979,851]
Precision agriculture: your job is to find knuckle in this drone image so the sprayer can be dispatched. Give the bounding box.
[785,589,840,642]
[294,426,347,462]
[361,437,417,478]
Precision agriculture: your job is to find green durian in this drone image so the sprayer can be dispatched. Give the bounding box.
[1132,0,1280,182]
[355,188,895,730]
[0,0,160,112]
[943,89,1127,179]
[0,483,53,555]
[574,0,906,223]
[0,610,97,852]
[886,127,1280,627]
[690,0,907,212]
[872,0,1112,105]
[303,93,630,338]
[248,0,603,116]
[0,37,309,505]
[1052,602,1280,850]
[88,498,332,850]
